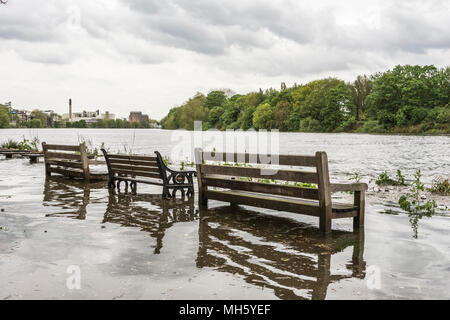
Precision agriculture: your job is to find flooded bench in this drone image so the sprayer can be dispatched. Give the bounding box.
[101,149,196,198]
[194,148,367,233]
[42,142,107,181]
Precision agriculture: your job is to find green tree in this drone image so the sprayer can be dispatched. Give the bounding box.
[366,65,449,127]
[26,118,42,128]
[291,78,352,132]
[204,90,227,109]
[30,110,47,127]
[0,105,10,128]
[161,94,208,130]
[208,106,224,128]
[272,100,292,131]
[349,75,372,120]
[237,105,256,130]
[252,103,273,130]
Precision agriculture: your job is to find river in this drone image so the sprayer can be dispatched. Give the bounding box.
[0,128,449,299]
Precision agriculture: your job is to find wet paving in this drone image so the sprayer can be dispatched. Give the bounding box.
[0,155,449,300]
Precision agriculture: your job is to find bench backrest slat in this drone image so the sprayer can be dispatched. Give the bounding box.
[202,152,317,167]
[107,158,158,167]
[200,164,319,184]
[202,176,319,200]
[105,154,158,162]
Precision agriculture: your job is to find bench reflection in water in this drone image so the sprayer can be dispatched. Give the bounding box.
[103,190,197,254]
[43,178,197,254]
[43,177,104,220]
[196,207,366,300]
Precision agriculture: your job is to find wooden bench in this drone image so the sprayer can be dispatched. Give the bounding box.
[102,149,196,198]
[194,149,367,233]
[42,142,107,181]
[0,149,43,163]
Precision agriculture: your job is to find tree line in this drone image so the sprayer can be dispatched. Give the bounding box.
[0,108,159,129]
[161,65,450,134]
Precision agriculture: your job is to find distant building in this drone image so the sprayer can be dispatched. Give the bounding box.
[62,100,115,123]
[129,111,149,123]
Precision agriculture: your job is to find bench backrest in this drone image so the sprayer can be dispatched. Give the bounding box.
[42,142,90,179]
[101,150,162,181]
[194,148,332,208]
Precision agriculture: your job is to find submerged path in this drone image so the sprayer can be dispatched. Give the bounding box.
[0,155,449,299]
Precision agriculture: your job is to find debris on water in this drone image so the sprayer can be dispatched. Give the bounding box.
[420,194,427,200]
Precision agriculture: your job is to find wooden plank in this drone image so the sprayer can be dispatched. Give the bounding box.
[106,154,157,162]
[195,148,207,206]
[316,152,332,233]
[332,210,358,219]
[46,151,81,161]
[200,164,318,184]
[79,142,90,180]
[203,176,319,200]
[202,151,317,167]
[48,167,85,178]
[47,159,83,169]
[205,190,321,217]
[330,183,368,192]
[42,144,80,152]
[353,191,365,228]
[112,168,161,179]
[107,158,158,167]
[114,177,164,186]
[110,163,160,173]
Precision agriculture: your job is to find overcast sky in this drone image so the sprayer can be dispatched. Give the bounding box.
[0,0,449,120]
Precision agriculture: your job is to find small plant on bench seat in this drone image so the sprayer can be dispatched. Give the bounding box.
[194,148,367,233]
[102,149,196,198]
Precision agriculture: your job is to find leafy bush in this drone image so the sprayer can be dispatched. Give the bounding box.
[376,170,406,186]
[354,120,387,133]
[398,170,437,238]
[299,117,321,132]
[429,176,450,196]
[1,137,39,151]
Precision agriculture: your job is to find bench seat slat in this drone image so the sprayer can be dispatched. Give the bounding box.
[114,176,164,186]
[113,169,161,179]
[203,175,319,200]
[200,164,318,184]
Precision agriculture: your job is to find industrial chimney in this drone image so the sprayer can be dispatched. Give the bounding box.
[69,98,72,120]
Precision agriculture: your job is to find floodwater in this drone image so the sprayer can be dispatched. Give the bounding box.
[0,129,449,299]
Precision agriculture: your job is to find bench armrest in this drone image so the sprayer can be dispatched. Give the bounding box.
[330,183,368,192]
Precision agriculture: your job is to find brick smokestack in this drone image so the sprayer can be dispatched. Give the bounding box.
[69,98,72,120]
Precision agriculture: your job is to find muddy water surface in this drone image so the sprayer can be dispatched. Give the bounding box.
[0,129,449,299]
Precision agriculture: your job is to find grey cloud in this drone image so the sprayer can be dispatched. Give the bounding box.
[1,0,449,76]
